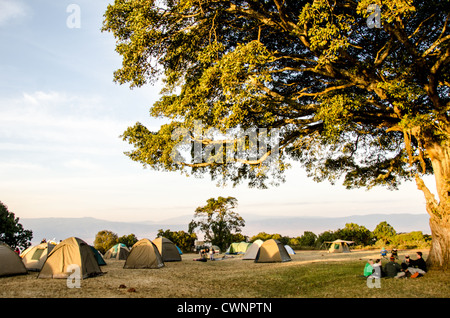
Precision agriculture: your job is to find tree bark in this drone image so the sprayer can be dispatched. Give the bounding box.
[416,141,450,270]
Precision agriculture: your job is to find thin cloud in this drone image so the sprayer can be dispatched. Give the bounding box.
[0,0,30,26]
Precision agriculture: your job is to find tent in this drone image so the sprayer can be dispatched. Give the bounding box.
[90,246,107,266]
[103,243,130,260]
[325,240,354,253]
[242,239,264,260]
[124,239,164,269]
[38,237,103,279]
[20,242,56,271]
[255,239,291,263]
[284,245,296,255]
[152,237,182,262]
[0,242,27,277]
[226,242,251,254]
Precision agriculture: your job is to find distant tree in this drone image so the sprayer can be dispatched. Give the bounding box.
[157,229,197,252]
[94,230,118,254]
[249,232,289,244]
[118,233,138,248]
[189,196,245,251]
[298,231,317,247]
[316,230,337,248]
[0,201,33,250]
[335,223,373,246]
[373,221,397,244]
[229,233,248,244]
[250,232,275,242]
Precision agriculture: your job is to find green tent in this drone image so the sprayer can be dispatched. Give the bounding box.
[90,246,106,266]
[226,242,251,254]
[104,243,130,260]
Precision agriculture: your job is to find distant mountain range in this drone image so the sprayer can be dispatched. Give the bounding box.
[20,213,430,246]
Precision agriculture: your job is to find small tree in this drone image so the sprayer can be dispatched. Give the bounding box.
[94,230,118,254]
[0,201,33,250]
[189,196,245,251]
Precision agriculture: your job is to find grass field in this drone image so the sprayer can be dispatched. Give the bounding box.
[1,248,449,298]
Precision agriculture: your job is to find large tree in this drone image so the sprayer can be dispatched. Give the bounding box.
[189,196,245,250]
[103,0,450,269]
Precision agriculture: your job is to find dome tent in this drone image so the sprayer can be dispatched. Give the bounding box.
[254,239,291,263]
[0,242,27,277]
[242,239,264,260]
[90,246,107,266]
[226,241,251,254]
[38,237,103,279]
[124,239,164,269]
[103,243,130,260]
[20,242,56,271]
[152,237,181,262]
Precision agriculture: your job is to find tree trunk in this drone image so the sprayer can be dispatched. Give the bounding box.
[416,142,450,270]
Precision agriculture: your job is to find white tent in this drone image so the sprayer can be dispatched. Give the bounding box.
[284,245,296,255]
[242,240,264,260]
[20,242,56,271]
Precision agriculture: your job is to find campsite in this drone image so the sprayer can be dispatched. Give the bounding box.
[1,242,449,298]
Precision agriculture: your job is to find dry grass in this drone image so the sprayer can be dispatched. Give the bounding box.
[1,248,449,298]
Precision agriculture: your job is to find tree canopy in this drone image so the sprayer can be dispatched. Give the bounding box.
[0,201,33,250]
[103,0,450,269]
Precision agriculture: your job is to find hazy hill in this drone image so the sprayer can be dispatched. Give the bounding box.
[20,213,430,246]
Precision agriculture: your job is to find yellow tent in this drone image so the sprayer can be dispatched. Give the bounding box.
[325,240,354,253]
[38,237,103,279]
[255,239,291,263]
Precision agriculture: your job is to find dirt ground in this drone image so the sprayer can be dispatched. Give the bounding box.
[0,248,427,298]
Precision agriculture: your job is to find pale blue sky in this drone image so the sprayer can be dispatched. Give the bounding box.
[0,0,434,223]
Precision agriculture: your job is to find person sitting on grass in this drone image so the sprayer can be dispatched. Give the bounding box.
[363,259,374,278]
[193,249,208,262]
[369,259,383,278]
[409,252,427,273]
[383,256,401,278]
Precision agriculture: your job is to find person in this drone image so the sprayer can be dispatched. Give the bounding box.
[383,256,401,278]
[409,251,427,273]
[396,253,426,278]
[193,249,207,262]
[380,247,388,258]
[209,248,215,261]
[395,262,412,279]
[370,259,383,278]
[391,248,398,259]
[363,259,374,277]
